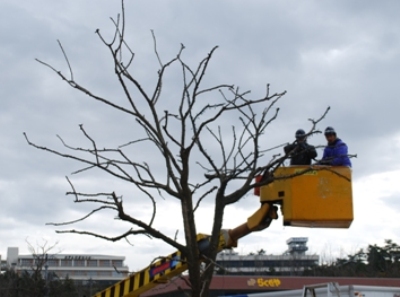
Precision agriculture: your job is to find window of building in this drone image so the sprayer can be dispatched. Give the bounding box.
[111,260,123,267]
[99,260,111,267]
[61,259,72,267]
[47,259,59,267]
[112,271,122,277]
[20,259,33,267]
[87,260,98,267]
[73,270,86,276]
[33,259,46,266]
[98,271,112,276]
[74,260,85,267]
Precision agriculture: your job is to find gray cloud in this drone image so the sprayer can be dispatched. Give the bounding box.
[1,0,400,270]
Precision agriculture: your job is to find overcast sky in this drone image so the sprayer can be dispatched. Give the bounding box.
[1,0,400,272]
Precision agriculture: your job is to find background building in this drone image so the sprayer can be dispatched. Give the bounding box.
[216,237,318,275]
[4,247,129,285]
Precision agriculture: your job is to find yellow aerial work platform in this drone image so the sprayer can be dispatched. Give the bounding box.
[92,165,353,297]
[259,166,353,228]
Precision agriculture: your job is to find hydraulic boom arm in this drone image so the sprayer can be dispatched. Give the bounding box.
[92,203,278,297]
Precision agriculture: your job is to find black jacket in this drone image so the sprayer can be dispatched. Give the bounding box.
[284,142,317,165]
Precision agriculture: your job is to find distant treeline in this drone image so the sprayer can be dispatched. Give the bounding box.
[304,239,400,277]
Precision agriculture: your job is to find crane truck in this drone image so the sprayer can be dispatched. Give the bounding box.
[93,165,353,297]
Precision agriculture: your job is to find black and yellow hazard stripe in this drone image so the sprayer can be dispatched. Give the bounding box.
[92,233,230,297]
[92,250,187,297]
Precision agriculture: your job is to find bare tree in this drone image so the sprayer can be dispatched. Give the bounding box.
[25,238,60,279]
[24,1,328,296]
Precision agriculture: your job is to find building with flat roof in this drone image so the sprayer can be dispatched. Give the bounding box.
[216,237,318,275]
[3,247,129,283]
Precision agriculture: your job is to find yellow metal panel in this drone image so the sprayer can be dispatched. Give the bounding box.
[259,166,353,228]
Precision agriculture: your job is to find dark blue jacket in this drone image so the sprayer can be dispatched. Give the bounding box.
[321,138,351,167]
[284,142,317,165]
